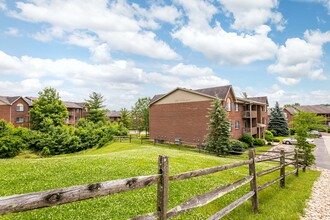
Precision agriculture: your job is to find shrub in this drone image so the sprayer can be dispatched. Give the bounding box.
[239,134,255,147]
[254,138,266,146]
[272,138,280,142]
[242,142,249,149]
[290,128,296,135]
[265,130,273,141]
[229,140,246,154]
[270,129,277,137]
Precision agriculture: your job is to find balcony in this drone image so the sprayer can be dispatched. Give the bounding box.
[243,111,257,118]
[243,127,257,135]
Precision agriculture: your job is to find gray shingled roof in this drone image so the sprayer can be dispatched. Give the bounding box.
[0,96,21,105]
[284,107,299,114]
[106,111,121,117]
[246,96,269,105]
[295,105,330,114]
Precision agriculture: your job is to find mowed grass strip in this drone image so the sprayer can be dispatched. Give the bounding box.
[0,142,319,220]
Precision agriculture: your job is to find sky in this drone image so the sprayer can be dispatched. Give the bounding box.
[1,0,330,110]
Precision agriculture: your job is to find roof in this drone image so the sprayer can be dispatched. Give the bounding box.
[284,107,299,115]
[295,105,330,114]
[150,85,233,106]
[106,111,121,117]
[246,96,269,105]
[63,101,83,109]
[25,96,84,109]
[0,96,24,105]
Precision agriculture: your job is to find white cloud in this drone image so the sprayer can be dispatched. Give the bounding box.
[218,0,286,31]
[173,25,277,65]
[4,27,19,36]
[268,30,330,84]
[276,77,301,85]
[0,0,6,11]
[164,63,214,77]
[10,0,180,60]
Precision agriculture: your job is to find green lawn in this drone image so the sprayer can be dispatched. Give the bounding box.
[0,142,319,219]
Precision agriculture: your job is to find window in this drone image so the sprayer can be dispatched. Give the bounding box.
[65,118,69,124]
[235,103,239,111]
[16,104,24,112]
[75,108,80,112]
[16,117,24,123]
[229,122,232,131]
[226,98,231,111]
[75,116,79,121]
[235,121,240,129]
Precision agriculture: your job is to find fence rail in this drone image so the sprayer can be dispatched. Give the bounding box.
[0,149,307,219]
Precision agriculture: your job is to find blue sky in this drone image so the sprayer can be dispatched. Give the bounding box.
[1,0,330,110]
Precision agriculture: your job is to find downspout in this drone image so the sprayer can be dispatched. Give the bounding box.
[9,105,12,123]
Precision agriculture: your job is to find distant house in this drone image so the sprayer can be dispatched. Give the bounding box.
[0,96,88,127]
[149,85,269,145]
[106,111,121,123]
[284,105,330,127]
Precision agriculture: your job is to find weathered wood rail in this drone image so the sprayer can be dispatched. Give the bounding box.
[0,149,307,219]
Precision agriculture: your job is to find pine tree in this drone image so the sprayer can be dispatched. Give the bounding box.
[85,92,107,123]
[268,102,289,136]
[120,108,131,129]
[206,98,231,155]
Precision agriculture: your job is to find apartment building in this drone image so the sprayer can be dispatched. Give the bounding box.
[149,85,269,145]
[0,96,88,128]
[284,105,330,127]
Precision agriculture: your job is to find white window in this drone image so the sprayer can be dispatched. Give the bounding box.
[235,121,240,129]
[75,108,80,112]
[229,122,232,131]
[16,104,24,112]
[66,118,69,124]
[226,98,231,111]
[16,117,24,123]
[235,103,239,111]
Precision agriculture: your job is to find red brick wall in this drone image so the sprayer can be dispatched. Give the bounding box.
[150,100,212,144]
[11,98,30,128]
[0,105,11,122]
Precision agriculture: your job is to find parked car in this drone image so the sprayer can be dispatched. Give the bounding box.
[282,138,315,145]
[307,130,322,137]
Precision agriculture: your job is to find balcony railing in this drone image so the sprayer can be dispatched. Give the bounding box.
[243,127,257,135]
[243,111,257,118]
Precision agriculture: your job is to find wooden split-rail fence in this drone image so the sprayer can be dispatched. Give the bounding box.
[0,149,307,219]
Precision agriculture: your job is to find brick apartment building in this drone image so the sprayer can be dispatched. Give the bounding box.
[0,96,88,128]
[149,85,269,145]
[284,105,330,127]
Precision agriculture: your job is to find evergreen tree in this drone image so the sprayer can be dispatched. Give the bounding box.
[290,111,326,165]
[30,87,68,130]
[268,102,289,136]
[205,98,231,155]
[86,92,107,123]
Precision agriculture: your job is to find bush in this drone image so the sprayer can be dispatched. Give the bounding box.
[229,140,246,154]
[242,142,249,149]
[265,130,273,141]
[272,138,280,142]
[254,138,266,146]
[290,128,296,135]
[239,134,255,147]
[270,129,277,136]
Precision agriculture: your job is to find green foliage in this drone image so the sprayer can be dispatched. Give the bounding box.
[290,111,326,165]
[272,138,280,142]
[239,134,255,147]
[131,97,151,133]
[120,108,131,129]
[30,87,68,130]
[254,138,266,146]
[0,120,27,158]
[85,92,108,123]
[229,140,246,154]
[205,98,231,155]
[265,130,274,141]
[290,128,296,135]
[268,102,289,136]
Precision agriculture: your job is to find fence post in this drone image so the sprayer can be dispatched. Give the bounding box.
[280,150,285,188]
[157,155,169,220]
[295,149,299,177]
[303,150,307,172]
[248,150,258,213]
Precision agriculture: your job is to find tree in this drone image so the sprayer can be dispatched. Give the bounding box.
[120,108,131,129]
[205,98,231,155]
[290,111,326,165]
[30,87,68,130]
[284,103,300,108]
[131,97,151,134]
[86,92,107,123]
[268,102,289,136]
[241,92,248,98]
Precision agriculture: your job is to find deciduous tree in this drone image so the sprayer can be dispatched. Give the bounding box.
[131,97,151,134]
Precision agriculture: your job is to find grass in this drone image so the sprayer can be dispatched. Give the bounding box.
[0,142,319,219]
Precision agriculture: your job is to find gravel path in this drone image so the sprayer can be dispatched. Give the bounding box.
[300,167,330,219]
[259,143,330,219]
